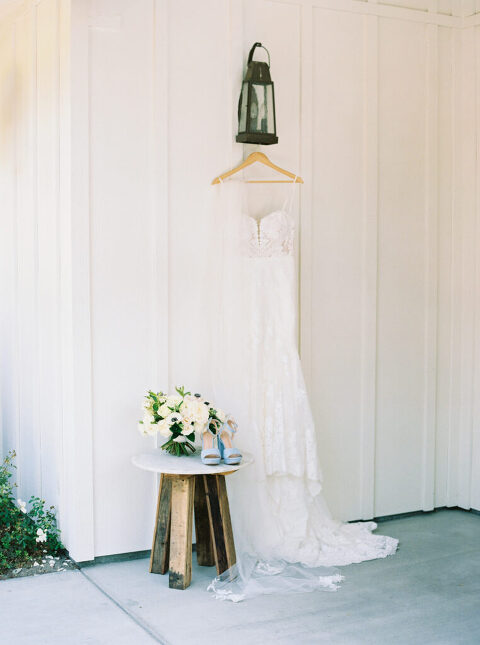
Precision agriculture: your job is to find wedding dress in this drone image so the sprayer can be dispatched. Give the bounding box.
[206,179,398,602]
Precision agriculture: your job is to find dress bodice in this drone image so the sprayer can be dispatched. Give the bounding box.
[243,210,295,258]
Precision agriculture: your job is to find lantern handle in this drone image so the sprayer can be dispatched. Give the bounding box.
[247,42,270,68]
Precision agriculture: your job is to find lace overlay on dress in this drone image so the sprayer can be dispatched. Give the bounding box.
[208,181,398,602]
[243,211,295,258]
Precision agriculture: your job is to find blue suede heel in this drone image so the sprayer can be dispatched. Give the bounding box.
[218,417,242,465]
[201,427,221,465]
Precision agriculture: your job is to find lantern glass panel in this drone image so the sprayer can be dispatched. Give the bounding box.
[247,84,274,135]
[265,85,274,134]
[239,82,249,133]
[249,84,263,133]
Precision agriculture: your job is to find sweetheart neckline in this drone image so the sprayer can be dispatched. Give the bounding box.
[243,209,290,225]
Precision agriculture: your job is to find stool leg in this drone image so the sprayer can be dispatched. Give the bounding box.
[194,474,215,566]
[169,475,195,589]
[204,474,237,575]
[150,474,172,574]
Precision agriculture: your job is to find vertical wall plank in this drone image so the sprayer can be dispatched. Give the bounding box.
[375,17,427,516]
[300,1,314,387]
[89,0,158,556]
[447,25,462,507]
[0,24,18,460]
[435,25,454,508]
[152,0,169,396]
[65,0,95,561]
[36,0,61,505]
[472,23,480,511]
[151,0,169,470]
[422,16,439,511]
[360,10,379,519]
[311,8,365,519]
[58,0,72,535]
[456,26,476,509]
[15,9,41,499]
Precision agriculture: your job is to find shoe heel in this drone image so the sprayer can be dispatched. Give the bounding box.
[201,430,221,466]
[218,419,242,466]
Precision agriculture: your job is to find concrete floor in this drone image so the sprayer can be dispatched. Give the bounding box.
[1,509,479,645]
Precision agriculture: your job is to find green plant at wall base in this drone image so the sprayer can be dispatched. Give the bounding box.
[0,451,64,574]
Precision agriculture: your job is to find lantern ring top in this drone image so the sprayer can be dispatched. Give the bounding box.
[247,42,271,68]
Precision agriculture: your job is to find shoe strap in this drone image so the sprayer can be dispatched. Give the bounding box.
[205,418,222,442]
[220,416,238,437]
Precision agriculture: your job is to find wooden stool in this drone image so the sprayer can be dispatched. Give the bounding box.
[132,450,252,590]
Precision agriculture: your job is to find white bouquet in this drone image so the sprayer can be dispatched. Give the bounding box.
[138,386,226,456]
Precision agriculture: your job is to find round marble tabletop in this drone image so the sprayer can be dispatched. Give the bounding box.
[131,448,254,476]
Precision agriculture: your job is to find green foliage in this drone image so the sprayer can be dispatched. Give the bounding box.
[0,450,64,575]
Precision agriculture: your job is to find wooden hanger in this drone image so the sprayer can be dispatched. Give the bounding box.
[211,151,304,185]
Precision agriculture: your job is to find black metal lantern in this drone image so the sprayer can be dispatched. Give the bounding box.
[236,42,278,145]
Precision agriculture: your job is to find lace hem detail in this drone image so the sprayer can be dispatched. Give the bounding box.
[207,556,345,603]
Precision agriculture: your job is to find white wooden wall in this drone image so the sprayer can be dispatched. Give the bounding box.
[0,0,71,539]
[1,0,479,561]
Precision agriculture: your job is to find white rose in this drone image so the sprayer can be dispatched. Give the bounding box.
[193,420,208,435]
[143,411,155,424]
[181,422,195,436]
[183,397,209,424]
[166,395,182,408]
[157,419,172,437]
[143,422,158,437]
[158,403,170,418]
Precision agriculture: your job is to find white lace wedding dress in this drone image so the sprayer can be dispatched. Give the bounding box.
[206,180,398,601]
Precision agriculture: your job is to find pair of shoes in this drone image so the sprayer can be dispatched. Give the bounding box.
[201,417,242,466]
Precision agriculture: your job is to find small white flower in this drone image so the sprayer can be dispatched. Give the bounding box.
[215,408,226,423]
[49,561,55,567]
[33,562,39,567]
[35,528,47,543]
[17,499,27,514]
